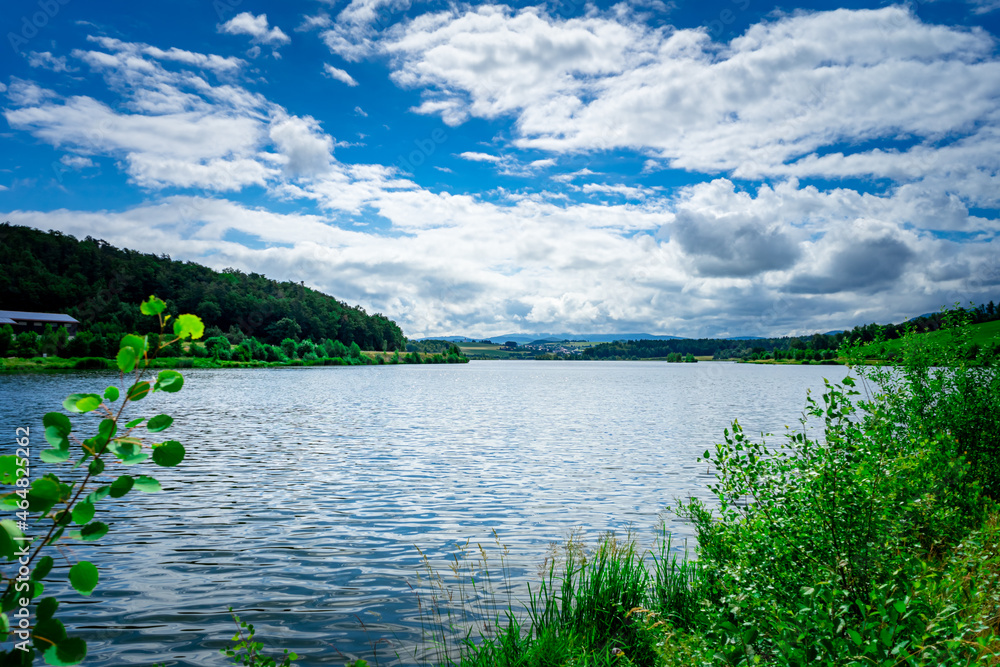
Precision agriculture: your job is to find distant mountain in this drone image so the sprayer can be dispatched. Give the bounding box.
[417,336,474,342]
[722,336,765,340]
[487,332,688,344]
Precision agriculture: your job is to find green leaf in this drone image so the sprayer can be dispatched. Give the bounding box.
[140,295,167,316]
[69,561,99,595]
[98,419,117,441]
[44,425,70,450]
[33,556,54,581]
[109,476,134,498]
[147,414,173,433]
[847,628,863,646]
[43,412,72,434]
[30,478,62,501]
[77,522,108,542]
[106,442,148,465]
[40,448,71,463]
[125,418,144,428]
[126,382,151,402]
[33,617,67,652]
[133,476,162,493]
[27,479,62,513]
[85,487,110,504]
[116,347,137,374]
[88,458,105,476]
[152,441,186,467]
[0,519,26,561]
[45,637,87,666]
[154,369,184,393]
[173,313,205,340]
[0,612,8,634]
[36,597,58,621]
[63,394,102,414]
[72,502,95,525]
[104,386,120,402]
[119,334,147,358]
[0,455,25,485]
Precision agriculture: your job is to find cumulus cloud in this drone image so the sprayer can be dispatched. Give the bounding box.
[268,114,335,177]
[320,0,410,61]
[3,8,999,337]
[322,64,359,86]
[218,12,291,46]
[788,221,916,295]
[384,5,1000,193]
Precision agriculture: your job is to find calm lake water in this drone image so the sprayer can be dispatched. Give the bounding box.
[0,361,851,665]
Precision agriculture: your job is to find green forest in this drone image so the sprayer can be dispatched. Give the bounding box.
[581,304,1000,362]
[0,224,405,351]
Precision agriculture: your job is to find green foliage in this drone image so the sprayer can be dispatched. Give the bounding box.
[221,608,297,667]
[661,313,1000,666]
[0,223,405,351]
[0,324,13,357]
[0,296,198,665]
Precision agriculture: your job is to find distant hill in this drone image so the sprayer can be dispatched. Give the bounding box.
[0,223,405,350]
[481,332,688,344]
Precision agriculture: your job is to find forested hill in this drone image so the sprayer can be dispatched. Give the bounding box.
[0,223,406,351]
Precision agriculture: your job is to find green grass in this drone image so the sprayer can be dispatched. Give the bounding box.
[855,319,1000,360]
[0,351,465,372]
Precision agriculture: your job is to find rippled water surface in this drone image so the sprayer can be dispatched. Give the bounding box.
[0,361,850,665]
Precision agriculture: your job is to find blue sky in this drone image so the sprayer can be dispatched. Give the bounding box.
[2,0,999,338]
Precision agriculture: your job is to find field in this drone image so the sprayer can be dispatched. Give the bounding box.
[855,318,1000,359]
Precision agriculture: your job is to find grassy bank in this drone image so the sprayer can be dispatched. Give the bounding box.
[0,350,468,373]
[413,317,1000,667]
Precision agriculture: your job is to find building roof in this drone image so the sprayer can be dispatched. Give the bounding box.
[0,311,79,324]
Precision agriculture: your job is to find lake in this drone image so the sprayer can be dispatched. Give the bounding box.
[0,361,851,665]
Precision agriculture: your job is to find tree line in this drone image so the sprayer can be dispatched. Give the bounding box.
[0,223,406,351]
[581,302,1000,361]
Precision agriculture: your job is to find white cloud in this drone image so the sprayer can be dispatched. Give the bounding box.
[354,106,368,117]
[3,11,999,338]
[580,183,659,200]
[298,13,333,31]
[218,12,291,46]
[6,79,57,106]
[459,151,502,163]
[0,185,7,191]
[551,168,599,183]
[385,5,1000,189]
[323,64,359,86]
[28,52,74,72]
[59,155,95,169]
[968,0,1000,14]
[320,0,410,61]
[140,46,244,73]
[268,113,335,177]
